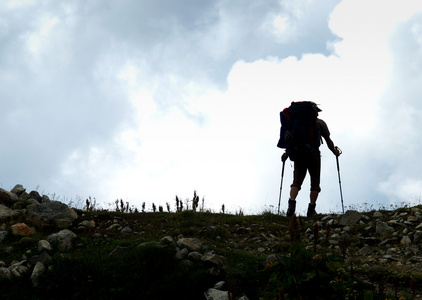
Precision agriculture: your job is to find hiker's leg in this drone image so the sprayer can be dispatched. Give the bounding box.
[291,160,307,200]
[290,186,299,200]
[287,160,306,216]
[310,190,319,204]
[309,153,321,203]
[307,154,321,217]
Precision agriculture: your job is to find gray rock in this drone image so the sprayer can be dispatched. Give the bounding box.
[177,237,203,252]
[27,201,78,229]
[0,231,7,243]
[121,226,132,234]
[204,288,229,300]
[373,211,383,218]
[213,281,225,290]
[30,262,45,287]
[79,220,96,228]
[401,236,412,245]
[109,246,133,257]
[0,204,17,221]
[202,252,226,268]
[46,229,77,251]
[11,184,26,196]
[38,240,53,252]
[376,220,395,238]
[188,251,203,261]
[0,267,12,280]
[0,188,19,205]
[176,248,189,260]
[9,261,28,278]
[358,245,373,255]
[339,210,362,226]
[29,190,42,202]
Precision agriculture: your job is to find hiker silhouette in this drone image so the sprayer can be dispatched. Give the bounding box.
[277,101,341,217]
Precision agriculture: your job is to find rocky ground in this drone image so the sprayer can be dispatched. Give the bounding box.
[1,184,422,299]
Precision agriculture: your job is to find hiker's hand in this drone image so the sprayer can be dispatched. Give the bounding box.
[281,152,288,162]
[334,146,342,157]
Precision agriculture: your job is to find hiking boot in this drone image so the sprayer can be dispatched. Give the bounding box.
[286,199,296,217]
[307,203,316,217]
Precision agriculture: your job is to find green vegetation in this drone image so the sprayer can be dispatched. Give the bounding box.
[1,192,422,299]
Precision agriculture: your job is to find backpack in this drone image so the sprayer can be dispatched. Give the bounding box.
[277,101,321,160]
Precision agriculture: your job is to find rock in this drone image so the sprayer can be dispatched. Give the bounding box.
[358,245,373,255]
[11,223,33,236]
[121,226,132,234]
[376,220,394,238]
[9,261,28,278]
[339,210,362,226]
[79,220,96,228]
[176,248,189,260]
[202,252,226,268]
[160,236,175,246]
[0,204,17,221]
[177,238,203,252]
[0,267,13,280]
[213,281,225,290]
[0,231,7,243]
[0,188,19,206]
[27,201,78,229]
[109,246,133,257]
[46,229,77,251]
[188,251,203,261]
[29,191,42,202]
[10,184,26,196]
[373,211,383,218]
[401,236,412,245]
[31,262,45,287]
[407,216,418,222]
[28,251,52,266]
[38,240,53,252]
[204,288,229,300]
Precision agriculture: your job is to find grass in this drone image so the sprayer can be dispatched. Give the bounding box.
[1,193,422,299]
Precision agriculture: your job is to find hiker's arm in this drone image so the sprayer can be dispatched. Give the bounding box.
[325,136,341,156]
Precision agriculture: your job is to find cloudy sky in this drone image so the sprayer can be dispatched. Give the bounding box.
[1,0,422,215]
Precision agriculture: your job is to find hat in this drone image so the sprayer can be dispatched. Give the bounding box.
[311,102,322,112]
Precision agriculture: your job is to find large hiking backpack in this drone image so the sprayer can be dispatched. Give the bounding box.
[277,101,321,160]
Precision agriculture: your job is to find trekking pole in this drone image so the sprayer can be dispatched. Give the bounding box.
[277,152,287,215]
[335,146,345,214]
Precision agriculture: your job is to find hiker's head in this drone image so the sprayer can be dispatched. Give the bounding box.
[311,102,322,113]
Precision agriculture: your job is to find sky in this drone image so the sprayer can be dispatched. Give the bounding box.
[1,0,422,215]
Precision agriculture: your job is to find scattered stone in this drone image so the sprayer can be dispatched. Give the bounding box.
[38,240,53,252]
[30,262,45,287]
[11,223,33,236]
[46,229,77,251]
[177,237,203,252]
[121,226,132,234]
[376,220,394,238]
[401,236,412,245]
[339,210,362,226]
[27,201,78,229]
[204,288,229,300]
[0,231,7,243]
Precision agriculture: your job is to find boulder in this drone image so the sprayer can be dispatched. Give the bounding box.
[27,201,78,229]
[177,237,203,252]
[0,204,17,221]
[0,188,19,206]
[11,223,33,236]
[46,229,77,251]
[376,220,395,238]
[10,184,26,196]
[339,210,362,226]
[204,288,229,300]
